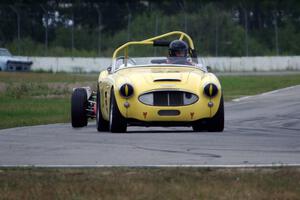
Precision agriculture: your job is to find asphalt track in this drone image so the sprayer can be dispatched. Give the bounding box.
[1,86,300,167]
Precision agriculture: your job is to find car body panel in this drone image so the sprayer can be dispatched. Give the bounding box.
[95,31,223,127]
[98,66,222,123]
[70,31,223,131]
[0,48,33,71]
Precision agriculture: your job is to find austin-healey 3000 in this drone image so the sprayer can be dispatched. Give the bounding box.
[71,31,224,133]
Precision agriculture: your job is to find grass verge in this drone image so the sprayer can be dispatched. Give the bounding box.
[219,74,300,100]
[0,72,95,129]
[0,167,300,200]
[0,72,300,129]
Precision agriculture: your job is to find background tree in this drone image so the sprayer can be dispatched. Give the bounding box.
[0,0,299,57]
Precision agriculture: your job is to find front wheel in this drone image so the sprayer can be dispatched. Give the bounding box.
[109,89,127,133]
[96,88,109,132]
[71,88,88,128]
[192,95,224,132]
[207,95,224,132]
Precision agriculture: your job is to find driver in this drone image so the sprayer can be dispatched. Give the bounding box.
[167,40,191,65]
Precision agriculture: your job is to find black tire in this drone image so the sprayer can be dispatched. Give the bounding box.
[96,87,109,132]
[192,120,206,132]
[193,95,224,132]
[207,95,224,132]
[71,88,88,128]
[109,88,127,133]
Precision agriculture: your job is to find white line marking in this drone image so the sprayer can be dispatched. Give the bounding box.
[1,164,300,168]
[232,96,251,102]
[232,85,300,102]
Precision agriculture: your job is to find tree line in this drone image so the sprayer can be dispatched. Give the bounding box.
[0,0,299,57]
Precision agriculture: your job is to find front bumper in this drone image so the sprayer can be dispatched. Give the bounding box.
[116,92,221,122]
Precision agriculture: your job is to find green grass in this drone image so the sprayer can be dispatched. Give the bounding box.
[0,97,69,128]
[0,71,97,83]
[0,72,300,129]
[220,74,300,100]
[0,167,300,200]
[0,72,95,129]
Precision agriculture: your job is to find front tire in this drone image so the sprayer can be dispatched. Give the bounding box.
[192,95,224,132]
[71,88,88,128]
[109,89,127,133]
[207,95,224,132]
[96,87,109,132]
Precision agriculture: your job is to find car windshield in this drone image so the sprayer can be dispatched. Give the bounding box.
[111,32,207,72]
[0,49,12,56]
[114,56,207,72]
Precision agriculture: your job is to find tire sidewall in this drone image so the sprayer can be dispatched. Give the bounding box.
[71,88,88,127]
[96,87,109,131]
[109,88,127,133]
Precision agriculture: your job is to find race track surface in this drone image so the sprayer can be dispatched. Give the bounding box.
[1,86,300,167]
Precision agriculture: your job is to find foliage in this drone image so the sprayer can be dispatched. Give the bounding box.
[0,1,299,57]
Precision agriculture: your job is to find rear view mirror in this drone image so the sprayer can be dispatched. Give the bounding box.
[207,66,212,72]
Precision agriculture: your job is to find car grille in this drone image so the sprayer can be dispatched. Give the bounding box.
[139,90,198,106]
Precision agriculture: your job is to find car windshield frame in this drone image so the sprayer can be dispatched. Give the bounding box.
[112,58,208,73]
[110,31,199,73]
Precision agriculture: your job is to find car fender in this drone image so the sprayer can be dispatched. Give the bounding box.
[0,57,8,70]
[201,73,222,117]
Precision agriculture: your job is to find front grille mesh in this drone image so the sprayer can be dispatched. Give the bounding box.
[139,91,198,106]
[153,91,184,106]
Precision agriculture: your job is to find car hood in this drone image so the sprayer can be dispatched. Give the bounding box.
[115,66,204,83]
[0,55,32,64]
[113,66,207,93]
[9,56,32,63]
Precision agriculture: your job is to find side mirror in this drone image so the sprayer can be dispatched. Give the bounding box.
[207,66,212,72]
[107,66,112,73]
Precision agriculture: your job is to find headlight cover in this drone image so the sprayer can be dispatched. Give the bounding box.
[204,83,218,98]
[119,83,134,98]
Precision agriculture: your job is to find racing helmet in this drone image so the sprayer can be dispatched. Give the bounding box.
[168,40,188,57]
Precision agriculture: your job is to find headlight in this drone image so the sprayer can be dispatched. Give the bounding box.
[119,84,134,98]
[204,83,218,97]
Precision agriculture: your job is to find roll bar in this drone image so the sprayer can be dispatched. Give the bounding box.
[112,31,196,59]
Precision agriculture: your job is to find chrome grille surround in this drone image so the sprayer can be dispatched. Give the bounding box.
[138,89,199,106]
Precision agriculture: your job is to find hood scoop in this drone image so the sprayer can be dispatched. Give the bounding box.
[153,78,181,82]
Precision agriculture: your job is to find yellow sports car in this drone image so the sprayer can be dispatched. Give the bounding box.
[71,31,224,133]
